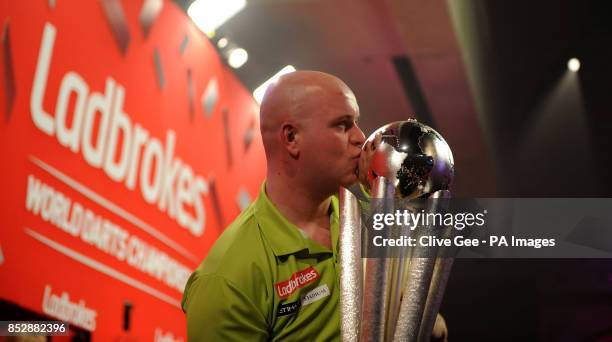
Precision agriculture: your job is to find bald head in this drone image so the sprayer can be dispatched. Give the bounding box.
[259,70,365,198]
[259,71,357,157]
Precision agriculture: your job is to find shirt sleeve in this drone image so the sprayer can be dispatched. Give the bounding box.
[183,272,269,341]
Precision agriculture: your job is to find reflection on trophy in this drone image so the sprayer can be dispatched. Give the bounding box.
[339,119,455,342]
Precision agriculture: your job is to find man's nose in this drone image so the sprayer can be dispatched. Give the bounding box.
[350,124,366,147]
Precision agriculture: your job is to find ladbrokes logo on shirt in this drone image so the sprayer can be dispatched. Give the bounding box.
[275,267,320,298]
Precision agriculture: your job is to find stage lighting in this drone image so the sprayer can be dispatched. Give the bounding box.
[253,65,296,104]
[228,48,248,69]
[188,0,246,37]
[567,58,580,72]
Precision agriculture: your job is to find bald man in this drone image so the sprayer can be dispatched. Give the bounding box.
[181,71,447,341]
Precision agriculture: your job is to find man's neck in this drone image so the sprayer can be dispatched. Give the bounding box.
[265,176,332,231]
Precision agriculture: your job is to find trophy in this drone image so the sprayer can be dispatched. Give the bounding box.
[339,119,455,342]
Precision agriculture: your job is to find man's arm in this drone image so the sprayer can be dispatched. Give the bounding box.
[183,273,269,341]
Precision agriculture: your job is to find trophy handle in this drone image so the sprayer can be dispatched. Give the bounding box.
[416,190,453,342]
[340,185,454,342]
[339,187,363,342]
[360,177,395,342]
[393,190,451,342]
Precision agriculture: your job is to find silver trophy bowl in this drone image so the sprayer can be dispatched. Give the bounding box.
[364,119,454,199]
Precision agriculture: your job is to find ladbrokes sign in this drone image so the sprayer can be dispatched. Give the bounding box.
[0,0,266,340]
[32,23,207,236]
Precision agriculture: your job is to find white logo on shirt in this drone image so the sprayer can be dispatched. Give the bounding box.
[301,284,330,306]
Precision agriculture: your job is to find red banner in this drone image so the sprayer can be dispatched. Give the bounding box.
[0,0,266,340]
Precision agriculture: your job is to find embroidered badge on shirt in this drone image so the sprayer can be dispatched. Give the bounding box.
[276,300,301,317]
[301,284,330,306]
[275,266,320,298]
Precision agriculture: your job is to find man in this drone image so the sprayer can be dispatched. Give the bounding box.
[181,71,447,341]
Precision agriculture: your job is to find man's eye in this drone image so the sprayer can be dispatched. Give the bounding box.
[338,121,353,130]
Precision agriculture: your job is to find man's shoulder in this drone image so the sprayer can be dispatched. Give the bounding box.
[183,201,275,311]
[196,202,274,281]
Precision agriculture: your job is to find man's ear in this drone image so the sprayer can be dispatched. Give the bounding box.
[280,123,300,158]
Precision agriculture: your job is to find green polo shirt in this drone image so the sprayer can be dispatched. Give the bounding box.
[182,183,341,341]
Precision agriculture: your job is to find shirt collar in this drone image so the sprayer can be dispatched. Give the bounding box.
[254,182,339,257]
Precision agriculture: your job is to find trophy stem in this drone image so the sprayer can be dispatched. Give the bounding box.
[360,177,394,342]
[417,190,453,342]
[393,190,450,342]
[384,218,413,341]
[339,187,364,342]
[417,258,453,342]
[393,257,435,342]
